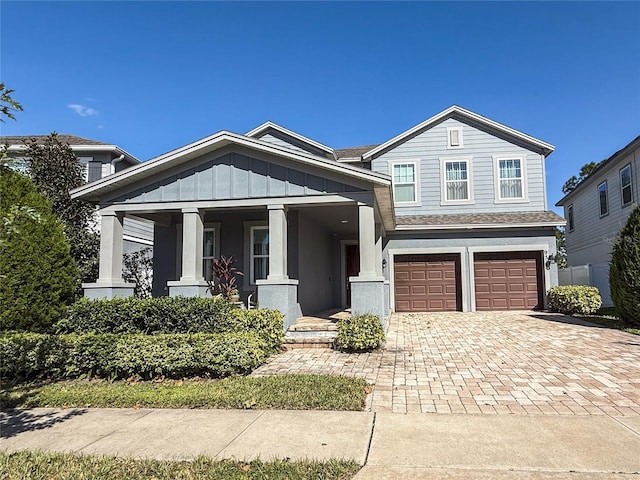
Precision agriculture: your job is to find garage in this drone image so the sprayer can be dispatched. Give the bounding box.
[474,252,543,310]
[394,254,461,312]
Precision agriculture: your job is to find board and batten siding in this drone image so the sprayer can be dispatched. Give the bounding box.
[565,145,640,266]
[371,117,547,216]
[110,152,362,204]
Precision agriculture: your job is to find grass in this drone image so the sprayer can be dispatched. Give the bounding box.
[0,374,368,411]
[0,451,361,480]
[573,307,640,335]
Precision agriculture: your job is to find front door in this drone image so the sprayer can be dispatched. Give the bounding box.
[345,244,360,306]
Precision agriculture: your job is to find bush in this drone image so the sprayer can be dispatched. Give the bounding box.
[334,314,385,352]
[610,205,640,326]
[548,285,602,315]
[0,332,269,382]
[0,167,78,332]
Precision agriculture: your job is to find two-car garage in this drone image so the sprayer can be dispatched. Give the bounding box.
[393,251,544,312]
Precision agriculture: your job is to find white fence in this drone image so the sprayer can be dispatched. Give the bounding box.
[558,262,612,307]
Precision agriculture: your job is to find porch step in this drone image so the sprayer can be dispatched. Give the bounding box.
[282,308,348,349]
[283,335,336,349]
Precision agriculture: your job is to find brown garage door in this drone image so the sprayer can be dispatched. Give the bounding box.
[474,252,542,310]
[394,254,461,312]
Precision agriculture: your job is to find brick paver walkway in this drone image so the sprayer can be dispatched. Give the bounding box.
[253,311,640,415]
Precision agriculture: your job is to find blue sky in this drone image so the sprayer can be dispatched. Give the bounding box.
[1,1,638,212]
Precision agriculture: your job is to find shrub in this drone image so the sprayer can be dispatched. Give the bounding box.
[0,167,78,332]
[123,247,153,298]
[610,205,640,326]
[334,314,385,352]
[548,285,602,315]
[0,332,269,382]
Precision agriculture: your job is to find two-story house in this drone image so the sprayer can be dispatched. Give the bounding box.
[556,135,640,306]
[2,134,154,254]
[70,106,563,329]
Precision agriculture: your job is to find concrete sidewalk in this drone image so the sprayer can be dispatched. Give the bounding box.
[1,408,640,478]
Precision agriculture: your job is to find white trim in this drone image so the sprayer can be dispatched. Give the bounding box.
[363,105,555,160]
[597,180,609,217]
[493,154,528,203]
[6,144,140,164]
[202,222,221,282]
[389,160,421,207]
[387,247,469,313]
[446,126,464,149]
[245,121,335,156]
[340,239,359,308]
[250,226,270,285]
[122,234,154,246]
[395,221,565,231]
[243,221,268,290]
[439,156,474,205]
[620,163,633,208]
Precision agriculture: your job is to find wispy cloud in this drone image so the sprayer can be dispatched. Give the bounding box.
[68,104,98,117]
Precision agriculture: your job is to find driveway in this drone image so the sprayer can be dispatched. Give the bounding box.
[253,311,640,415]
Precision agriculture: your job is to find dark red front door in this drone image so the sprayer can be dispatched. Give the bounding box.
[346,245,359,305]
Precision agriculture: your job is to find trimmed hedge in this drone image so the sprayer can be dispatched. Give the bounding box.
[0,332,269,382]
[56,298,283,352]
[334,314,385,352]
[548,285,602,315]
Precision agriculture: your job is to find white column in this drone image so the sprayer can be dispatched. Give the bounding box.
[375,223,383,276]
[180,207,204,282]
[98,211,125,282]
[267,204,288,281]
[358,203,377,278]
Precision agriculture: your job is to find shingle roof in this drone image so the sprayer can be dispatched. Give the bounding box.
[335,144,379,160]
[0,134,108,146]
[396,211,565,227]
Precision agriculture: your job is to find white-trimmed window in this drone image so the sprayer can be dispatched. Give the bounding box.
[251,226,269,284]
[440,157,473,204]
[598,181,608,217]
[203,228,216,282]
[446,126,464,149]
[390,161,420,205]
[78,156,92,183]
[620,164,633,207]
[567,204,575,232]
[494,155,527,201]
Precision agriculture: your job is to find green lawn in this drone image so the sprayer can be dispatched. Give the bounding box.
[574,307,640,335]
[1,374,368,411]
[0,451,360,480]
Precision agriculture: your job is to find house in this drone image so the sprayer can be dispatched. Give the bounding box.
[556,135,640,306]
[70,106,563,329]
[1,134,154,254]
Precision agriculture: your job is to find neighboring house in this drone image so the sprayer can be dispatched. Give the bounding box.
[556,135,640,306]
[1,134,154,254]
[70,106,563,329]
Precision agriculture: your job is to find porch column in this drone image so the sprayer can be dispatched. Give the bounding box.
[82,211,135,299]
[167,207,209,297]
[350,203,387,327]
[257,204,301,331]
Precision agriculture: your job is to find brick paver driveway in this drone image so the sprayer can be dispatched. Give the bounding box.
[253,311,640,415]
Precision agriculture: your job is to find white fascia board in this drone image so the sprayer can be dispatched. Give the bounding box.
[6,143,141,164]
[363,105,555,160]
[245,121,335,155]
[394,221,565,231]
[71,131,390,200]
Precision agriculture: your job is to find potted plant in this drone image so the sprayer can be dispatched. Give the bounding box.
[206,255,244,302]
[229,287,240,302]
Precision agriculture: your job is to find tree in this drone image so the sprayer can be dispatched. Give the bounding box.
[555,227,567,269]
[24,133,100,288]
[609,205,640,326]
[562,161,603,194]
[123,247,153,298]
[0,167,78,331]
[0,83,23,122]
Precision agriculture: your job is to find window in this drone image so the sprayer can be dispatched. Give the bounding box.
[568,204,575,232]
[441,157,473,204]
[447,126,464,149]
[251,226,269,284]
[598,181,608,217]
[620,164,633,207]
[203,228,216,282]
[390,161,419,205]
[494,155,526,201]
[78,156,92,183]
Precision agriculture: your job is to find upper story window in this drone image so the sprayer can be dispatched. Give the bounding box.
[598,181,608,217]
[446,126,464,149]
[203,228,216,282]
[390,160,420,205]
[567,204,575,232]
[440,157,473,204]
[78,156,92,183]
[620,164,633,207]
[494,155,527,202]
[251,226,269,284]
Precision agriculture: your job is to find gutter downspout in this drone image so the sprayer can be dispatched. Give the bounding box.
[111,154,125,174]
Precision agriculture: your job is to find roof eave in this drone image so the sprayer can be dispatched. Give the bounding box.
[394,221,565,231]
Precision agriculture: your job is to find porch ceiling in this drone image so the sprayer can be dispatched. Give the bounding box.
[298,204,359,237]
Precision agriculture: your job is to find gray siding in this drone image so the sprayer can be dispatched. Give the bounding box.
[123,216,154,244]
[256,131,332,158]
[371,117,547,216]
[111,152,361,203]
[564,144,640,266]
